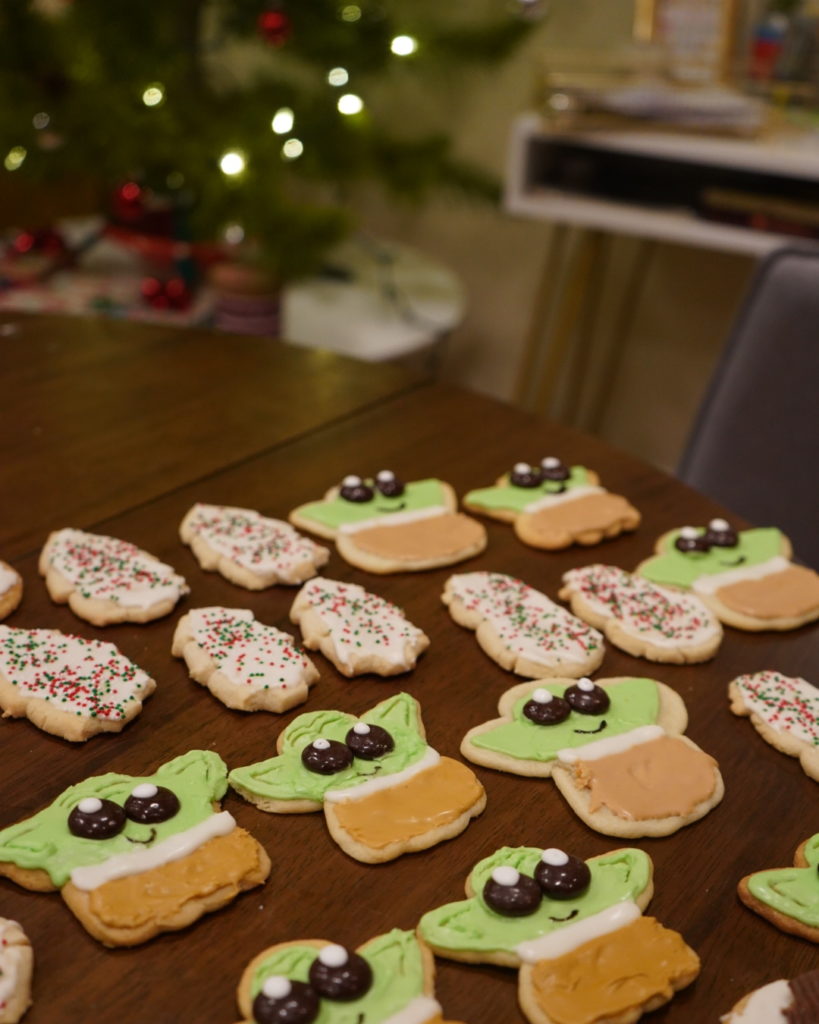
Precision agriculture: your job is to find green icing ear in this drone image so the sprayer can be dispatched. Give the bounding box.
[802,834,819,868]
[279,710,357,755]
[251,944,317,991]
[155,749,227,802]
[639,527,783,588]
[363,692,423,737]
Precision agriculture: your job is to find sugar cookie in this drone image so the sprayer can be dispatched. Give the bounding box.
[0,919,32,1024]
[0,562,22,622]
[722,969,819,1023]
[739,833,819,942]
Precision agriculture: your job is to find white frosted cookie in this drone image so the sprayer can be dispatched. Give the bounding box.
[0,918,32,1024]
[721,972,819,1023]
[0,562,23,622]
[180,502,329,588]
[290,577,429,677]
[730,670,819,781]
[0,625,156,742]
[39,528,188,626]
[559,564,723,664]
[442,571,604,679]
[172,607,319,713]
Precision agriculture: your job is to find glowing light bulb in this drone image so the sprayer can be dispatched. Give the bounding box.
[390,34,418,56]
[337,93,363,115]
[282,138,303,160]
[32,112,50,129]
[219,150,246,176]
[340,4,361,21]
[4,147,27,171]
[224,223,245,244]
[142,83,165,107]
[271,107,294,135]
[327,67,349,87]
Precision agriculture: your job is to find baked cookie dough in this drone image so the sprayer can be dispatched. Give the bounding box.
[722,969,819,1023]
[0,562,22,621]
[0,919,32,1024]
[739,833,819,942]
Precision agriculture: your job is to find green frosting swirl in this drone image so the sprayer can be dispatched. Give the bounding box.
[465,466,590,514]
[639,527,783,589]
[470,678,660,762]
[747,833,819,927]
[228,692,427,804]
[249,929,425,1023]
[296,479,447,531]
[0,750,228,887]
[418,846,651,957]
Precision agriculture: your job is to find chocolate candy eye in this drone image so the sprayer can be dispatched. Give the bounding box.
[124,784,180,824]
[301,738,354,775]
[705,517,738,548]
[540,456,570,482]
[339,474,374,503]
[252,977,319,1024]
[674,525,710,554]
[374,469,405,498]
[535,848,591,900]
[523,688,571,725]
[564,678,610,715]
[483,866,542,917]
[510,462,542,488]
[308,945,373,1001]
[68,797,126,840]
[345,722,394,760]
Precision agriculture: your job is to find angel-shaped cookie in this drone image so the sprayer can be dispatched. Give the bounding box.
[290,472,486,573]
[739,833,819,941]
[0,751,270,947]
[418,844,699,1024]
[461,676,724,837]
[637,520,819,631]
[463,456,640,551]
[229,692,485,863]
[234,929,462,1024]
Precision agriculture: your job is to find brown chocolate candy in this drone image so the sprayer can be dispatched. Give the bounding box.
[124,784,180,824]
[565,680,610,715]
[301,739,354,775]
[345,723,394,760]
[67,797,126,840]
[535,849,591,900]
[483,867,542,917]
[252,978,319,1024]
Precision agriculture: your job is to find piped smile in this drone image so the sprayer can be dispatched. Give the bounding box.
[377,502,406,513]
[720,555,747,567]
[125,828,157,846]
[548,909,579,923]
[573,720,607,735]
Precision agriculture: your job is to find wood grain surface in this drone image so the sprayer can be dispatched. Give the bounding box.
[1,328,817,1024]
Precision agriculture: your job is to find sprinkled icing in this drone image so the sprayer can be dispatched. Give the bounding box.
[44,528,188,609]
[183,503,326,577]
[0,625,154,721]
[293,578,426,670]
[0,919,27,1012]
[561,564,720,649]
[447,572,603,670]
[0,564,19,598]
[186,607,314,694]
[734,671,819,746]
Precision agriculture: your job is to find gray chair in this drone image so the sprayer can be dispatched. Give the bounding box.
[678,246,819,569]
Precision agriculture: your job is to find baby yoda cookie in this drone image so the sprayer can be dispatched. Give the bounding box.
[230,692,485,864]
[289,472,487,574]
[443,571,604,679]
[462,677,724,838]
[722,969,819,1023]
[559,563,723,663]
[637,520,819,631]
[464,456,640,551]
[739,833,819,942]
[180,502,329,588]
[172,607,319,713]
[39,527,189,626]
[418,844,700,1024]
[0,919,32,1024]
[730,671,819,782]
[0,750,270,947]
[0,562,22,622]
[0,625,156,742]
[234,929,462,1024]
[290,577,429,677]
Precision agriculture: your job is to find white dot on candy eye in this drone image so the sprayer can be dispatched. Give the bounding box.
[342,475,361,487]
[680,526,698,538]
[532,688,553,703]
[578,678,594,692]
[491,866,520,886]
[376,470,395,481]
[541,456,560,468]
[513,462,531,474]
[709,518,729,531]
[353,723,371,734]
[312,738,331,750]
[319,944,349,967]
[262,976,292,999]
[541,848,569,866]
[131,784,157,799]
[77,797,102,814]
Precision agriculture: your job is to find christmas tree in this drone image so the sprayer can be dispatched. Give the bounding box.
[0,0,531,285]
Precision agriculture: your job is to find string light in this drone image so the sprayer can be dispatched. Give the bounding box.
[224,223,245,244]
[337,93,363,115]
[271,107,294,134]
[219,150,246,176]
[32,112,50,129]
[327,67,349,87]
[142,83,165,107]
[340,4,361,21]
[390,35,418,56]
[4,146,27,171]
[282,138,303,160]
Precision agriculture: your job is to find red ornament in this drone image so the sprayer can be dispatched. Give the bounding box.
[113,181,145,224]
[140,276,192,311]
[258,8,291,46]
[9,227,66,258]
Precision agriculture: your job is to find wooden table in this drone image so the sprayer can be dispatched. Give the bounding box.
[1,315,817,1023]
